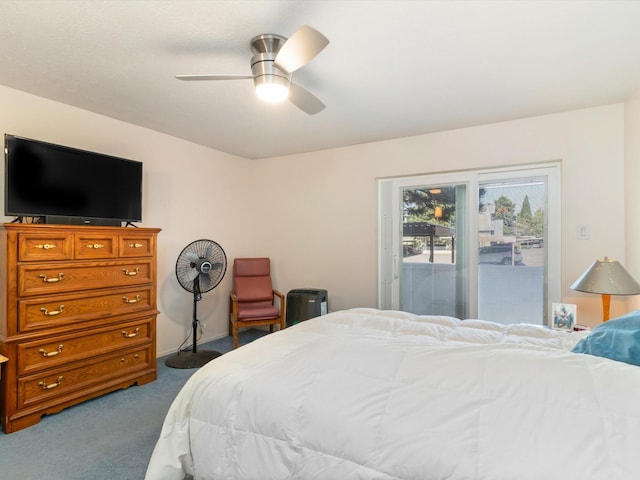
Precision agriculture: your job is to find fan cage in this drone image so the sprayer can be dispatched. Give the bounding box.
[175,239,227,293]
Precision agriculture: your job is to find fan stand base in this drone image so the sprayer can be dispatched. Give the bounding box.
[164,349,222,369]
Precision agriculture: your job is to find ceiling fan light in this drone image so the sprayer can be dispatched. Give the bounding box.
[255,75,289,103]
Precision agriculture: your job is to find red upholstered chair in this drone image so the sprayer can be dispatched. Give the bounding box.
[229,258,285,349]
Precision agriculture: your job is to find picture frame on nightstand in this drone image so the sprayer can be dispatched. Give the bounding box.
[552,302,577,331]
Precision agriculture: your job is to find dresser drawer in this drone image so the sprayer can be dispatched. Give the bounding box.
[18,346,152,409]
[17,318,153,375]
[18,260,154,296]
[74,233,118,259]
[18,286,154,332]
[18,233,73,262]
[119,233,155,257]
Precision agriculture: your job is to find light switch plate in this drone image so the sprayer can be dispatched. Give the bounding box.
[577,225,590,239]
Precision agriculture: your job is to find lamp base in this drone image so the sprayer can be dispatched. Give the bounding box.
[601,293,611,322]
[164,350,222,369]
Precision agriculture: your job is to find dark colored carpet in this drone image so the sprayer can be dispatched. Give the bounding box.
[0,330,267,480]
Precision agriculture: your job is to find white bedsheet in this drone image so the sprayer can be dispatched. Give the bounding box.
[146,308,640,480]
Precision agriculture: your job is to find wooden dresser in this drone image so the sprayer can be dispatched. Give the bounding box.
[0,223,160,433]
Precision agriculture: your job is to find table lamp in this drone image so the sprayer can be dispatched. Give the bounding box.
[571,256,640,321]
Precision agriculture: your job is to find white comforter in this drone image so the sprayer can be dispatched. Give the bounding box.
[146,308,640,480]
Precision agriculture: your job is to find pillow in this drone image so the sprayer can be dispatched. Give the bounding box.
[572,310,640,366]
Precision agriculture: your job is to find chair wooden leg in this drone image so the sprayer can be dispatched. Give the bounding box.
[233,322,239,349]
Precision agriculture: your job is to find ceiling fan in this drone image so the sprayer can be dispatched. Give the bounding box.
[176,25,329,115]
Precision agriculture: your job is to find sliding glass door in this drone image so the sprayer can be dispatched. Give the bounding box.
[379,164,560,325]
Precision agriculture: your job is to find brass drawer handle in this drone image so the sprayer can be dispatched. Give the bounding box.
[122,267,140,276]
[122,328,140,338]
[34,243,56,250]
[39,344,64,357]
[122,295,141,304]
[129,243,143,248]
[40,305,65,316]
[120,354,140,363]
[39,376,63,390]
[86,243,104,249]
[39,273,65,283]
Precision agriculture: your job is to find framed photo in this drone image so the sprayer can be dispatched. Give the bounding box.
[552,303,577,331]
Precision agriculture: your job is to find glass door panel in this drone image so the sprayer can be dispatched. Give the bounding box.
[401,183,468,318]
[477,178,546,324]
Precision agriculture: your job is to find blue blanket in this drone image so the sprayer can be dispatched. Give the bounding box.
[572,310,640,366]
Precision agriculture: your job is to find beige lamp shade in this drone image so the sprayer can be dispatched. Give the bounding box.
[571,256,640,321]
[571,257,640,295]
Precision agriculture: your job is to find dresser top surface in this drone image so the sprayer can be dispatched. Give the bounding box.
[2,223,161,234]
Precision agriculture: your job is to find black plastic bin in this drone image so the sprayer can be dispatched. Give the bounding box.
[286,289,328,327]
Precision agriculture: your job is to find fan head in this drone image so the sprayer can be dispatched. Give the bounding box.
[175,239,227,294]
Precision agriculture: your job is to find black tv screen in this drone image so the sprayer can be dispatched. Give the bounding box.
[4,134,142,224]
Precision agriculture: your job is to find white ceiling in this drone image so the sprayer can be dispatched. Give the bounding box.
[1,0,640,160]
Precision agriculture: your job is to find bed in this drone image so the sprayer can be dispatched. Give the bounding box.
[145,308,640,480]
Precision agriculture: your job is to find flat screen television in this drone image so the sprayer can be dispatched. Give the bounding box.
[4,134,142,225]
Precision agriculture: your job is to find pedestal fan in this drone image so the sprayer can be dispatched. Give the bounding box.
[165,239,227,369]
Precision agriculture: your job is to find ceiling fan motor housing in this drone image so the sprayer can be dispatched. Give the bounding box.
[250,34,287,55]
[251,52,291,82]
[250,34,292,94]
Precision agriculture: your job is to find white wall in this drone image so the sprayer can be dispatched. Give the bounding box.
[625,86,640,312]
[0,84,630,350]
[253,104,626,328]
[0,85,255,356]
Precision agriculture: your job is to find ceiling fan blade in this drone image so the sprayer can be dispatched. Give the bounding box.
[274,25,329,73]
[289,83,325,115]
[176,74,253,81]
